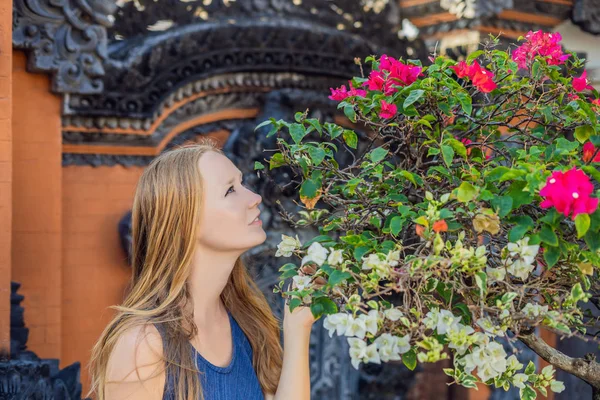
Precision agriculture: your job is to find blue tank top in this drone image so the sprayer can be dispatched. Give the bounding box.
[160,311,265,400]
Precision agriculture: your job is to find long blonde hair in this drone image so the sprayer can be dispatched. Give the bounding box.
[89,141,283,399]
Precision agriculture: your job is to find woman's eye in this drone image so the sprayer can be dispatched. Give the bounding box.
[226,181,246,196]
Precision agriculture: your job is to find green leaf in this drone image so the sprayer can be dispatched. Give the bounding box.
[300,178,320,198]
[344,104,357,123]
[585,230,600,251]
[254,161,265,170]
[269,153,286,169]
[456,91,472,115]
[466,50,484,64]
[403,89,425,108]
[441,145,454,167]
[325,123,343,139]
[582,165,600,184]
[289,298,302,313]
[575,125,594,143]
[353,246,371,262]
[255,119,274,131]
[576,213,591,238]
[486,166,511,182]
[402,349,417,371]
[490,196,513,218]
[456,181,478,203]
[544,245,561,268]
[507,181,533,210]
[318,297,338,313]
[453,303,472,324]
[370,147,389,163]
[306,118,322,135]
[445,138,468,159]
[391,216,405,236]
[307,147,326,166]
[343,130,358,149]
[289,123,307,144]
[475,271,487,295]
[508,216,534,242]
[524,361,536,375]
[520,385,537,400]
[328,270,352,286]
[278,263,297,272]
[539,224,559,247]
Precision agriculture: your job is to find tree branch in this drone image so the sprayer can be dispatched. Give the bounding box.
[519,331,600,390]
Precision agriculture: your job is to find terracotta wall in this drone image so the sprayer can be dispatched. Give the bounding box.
[61,164,142,392]
[11,51,62,358]
[0,0,12,355]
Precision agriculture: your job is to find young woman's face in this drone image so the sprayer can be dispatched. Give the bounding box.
[196,151,266,251]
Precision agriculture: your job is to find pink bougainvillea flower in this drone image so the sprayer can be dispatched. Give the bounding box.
[573,70,594,92]
[328,82,367,101]
[379,100,397,119]
[583,142,600,163]
[539,168,599,219]
[592,98,600,106]
[364,54,423,95]
[512,30,569,70]
[450,60,496,92]
[459,137,473,156]
[451,61,471,79]
[365,70,386,91]
[470,62,497,93]
[328,85,349,101]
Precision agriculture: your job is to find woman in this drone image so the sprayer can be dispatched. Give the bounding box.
[89,141,316,400]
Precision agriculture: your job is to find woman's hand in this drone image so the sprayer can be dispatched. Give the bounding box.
[282,281,318,334]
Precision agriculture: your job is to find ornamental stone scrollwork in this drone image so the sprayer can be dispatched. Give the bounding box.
[573,0,600,36]
[0,282,86,400]
[12,0,117,94]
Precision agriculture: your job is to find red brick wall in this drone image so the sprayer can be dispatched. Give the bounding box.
[0,0,12,355]
[61,165,142,392]
[11,51,62,358]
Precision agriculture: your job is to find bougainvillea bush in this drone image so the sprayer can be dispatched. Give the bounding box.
[256,31,600,399]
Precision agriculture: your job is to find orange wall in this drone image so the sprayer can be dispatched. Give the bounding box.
[11,51,62,358]
[62,165,142,392]
[0,0,13,355]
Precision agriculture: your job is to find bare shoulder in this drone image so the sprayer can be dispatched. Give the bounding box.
[105,323,166,400]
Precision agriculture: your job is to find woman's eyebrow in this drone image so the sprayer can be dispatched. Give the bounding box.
[224,171,243,186]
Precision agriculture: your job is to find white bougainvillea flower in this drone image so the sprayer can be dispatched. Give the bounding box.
[327,249,344,266]
[323,313,350,337]
[507,258,535,280]
[394,334,411,355]
[476,317,505,337]
[447,324,475,355]
[374,333,402,362]
[361,253,383,271]
[348,338,381,369]
[384,307,404,321]
[304,242,329,266]
[550,380,565,393]
[460,341,508,382]
[437,310,461,335]
[486,266,506,281]
[361,309,381,335]
[512,373,528,389]
[292,275,312,291]
[275,234,302,257]
[506,355,523,371]
[521,303,549,318]
[386,249,401,267]
[506,237,540,265]
[345,315,367,339]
